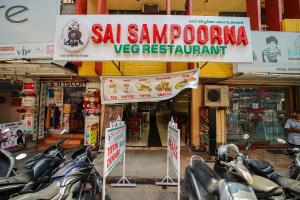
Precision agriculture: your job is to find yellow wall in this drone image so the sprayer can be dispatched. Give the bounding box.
[282,19,300,32]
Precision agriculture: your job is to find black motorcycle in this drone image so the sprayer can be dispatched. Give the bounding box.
[0,137,69,199]
[10,146,110,200]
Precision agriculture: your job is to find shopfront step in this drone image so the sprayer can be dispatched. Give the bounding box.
[47,132,84,140]
[43,138,81,145]
[36,143,81,150]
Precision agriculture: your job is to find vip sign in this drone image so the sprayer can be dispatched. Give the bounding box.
[54,15,253,62]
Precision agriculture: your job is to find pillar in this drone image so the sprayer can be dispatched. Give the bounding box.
[191,85,201,147]
[246,0,261,30]
[94,0,107,76]
[284,0,300,19]
[166,0,172,73]
[186,0,194,70]
[265,0,282,31]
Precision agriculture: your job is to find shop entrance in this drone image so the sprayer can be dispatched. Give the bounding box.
[124,90,191,147]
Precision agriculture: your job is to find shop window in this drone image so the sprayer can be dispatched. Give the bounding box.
[227,86,289,144]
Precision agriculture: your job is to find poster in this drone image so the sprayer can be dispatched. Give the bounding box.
[167,120,180,174]
[47,87,63,106]
[21,114,34,134]
[0,122,25,149]
[84,116,99,145]
[101,69,199,104]
[104,122,126,176]
[102,105,124,134]
[54,15,252,62]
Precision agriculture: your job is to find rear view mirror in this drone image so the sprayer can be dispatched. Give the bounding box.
[16,153,27,160]
[277,138,287,144]
[243,134,250,140]
[60,129,66,135]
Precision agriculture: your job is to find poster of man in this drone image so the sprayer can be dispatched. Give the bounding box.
[0,122,25,149]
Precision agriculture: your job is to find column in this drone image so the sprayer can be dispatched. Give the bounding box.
[265,0,282,31]
[187,0,194,69]
[284,0,300,19]
[246,0,261,30]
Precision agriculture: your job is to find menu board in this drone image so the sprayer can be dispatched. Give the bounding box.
[100,69,199,104]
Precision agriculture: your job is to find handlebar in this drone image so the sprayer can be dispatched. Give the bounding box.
[56,137,70,147]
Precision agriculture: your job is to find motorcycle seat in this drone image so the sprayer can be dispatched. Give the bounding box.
[271,174,300,194]
[10,181,60,200]
[0,172,32,186]
[246,159,275,175]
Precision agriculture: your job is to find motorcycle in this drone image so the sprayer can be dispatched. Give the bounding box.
[10,145,110,200]
[214,143,286,200]
[0,137,69,199]
[182,155,258,200]
[242,135,300,199]
[277,138,300,180]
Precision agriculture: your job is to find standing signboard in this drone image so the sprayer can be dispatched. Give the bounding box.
[156,117,181,200]
[54,15,252,62]
[84,116,99,145]
[102,117,135,200]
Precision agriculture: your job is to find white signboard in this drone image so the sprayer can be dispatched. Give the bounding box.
[168,121,180,174]
[0,121,25,149]
[104,121,126,176]
[84,116,99,145]
[0,0,58,59]
[236,31,300,73]
[101,69,199,104]
[54,15,253,62]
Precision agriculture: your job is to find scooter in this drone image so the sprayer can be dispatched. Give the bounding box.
[277,138,300,180]
[243,136,300,199]
[10,145,110,200]
[214,143,286,200]
[0,137,69,199]
[182,155,258,200]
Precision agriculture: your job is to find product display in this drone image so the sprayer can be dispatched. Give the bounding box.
[227,86,288,144]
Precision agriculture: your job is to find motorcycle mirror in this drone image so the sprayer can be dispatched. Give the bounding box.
[60,129,67,135]
[15,153,27,160]
[277,138,287,144]
[243,134,250,140]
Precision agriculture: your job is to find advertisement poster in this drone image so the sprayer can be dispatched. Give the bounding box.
[21,114,34,134]
[236,31,300,73]
[84,116,99,145]
[167,119,180,174]
[0,122,25,149]
[47,88,63,106]
[54,15,252,62]
[22,97,35,107]
[104,122,126,176]
[102,105,124,134]
[101,69,199,104]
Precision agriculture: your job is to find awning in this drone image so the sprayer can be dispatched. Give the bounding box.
[219,72,300,85]
[0,60,78,80]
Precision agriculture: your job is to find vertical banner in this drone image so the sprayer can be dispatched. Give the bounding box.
[21,114,34,135]
[0,122,25,149]
[102,117,135,200]
[156,117,181,200]
[38,82,47,139]
[84,116,99,145]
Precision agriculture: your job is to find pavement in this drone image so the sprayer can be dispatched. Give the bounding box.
[10,142,294,200]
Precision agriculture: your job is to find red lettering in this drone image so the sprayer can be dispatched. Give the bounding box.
[117,24,121,43]
[103,24,114,43]
[91,24,103,43]
[224,26,236,45]
[210,25,222,45]
[197,25,209,45]
[128,24,138,43]
[153,24,167,44]
[111,96,117,99]
[139,24,150,43]
[184,24,195,44]
[237,26,248,45]
[170,24,181,44]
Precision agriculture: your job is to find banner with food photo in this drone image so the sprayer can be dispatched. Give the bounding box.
[100,69,199,104]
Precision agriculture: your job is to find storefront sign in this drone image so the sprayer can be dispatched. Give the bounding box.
[23,82,35,91]
[235,31,300,73]
[104,120,126,176]
[100,69,199,104]
[54,15,252,62]
[84,116,99,145]
[21,114,34,134]
[0,0,58,59]
[22,97,35,107]
[47,82,87,88]
[0,121,25,149]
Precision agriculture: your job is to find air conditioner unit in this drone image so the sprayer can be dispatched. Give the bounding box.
[204,85,229,107]
[143,4,159,14]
